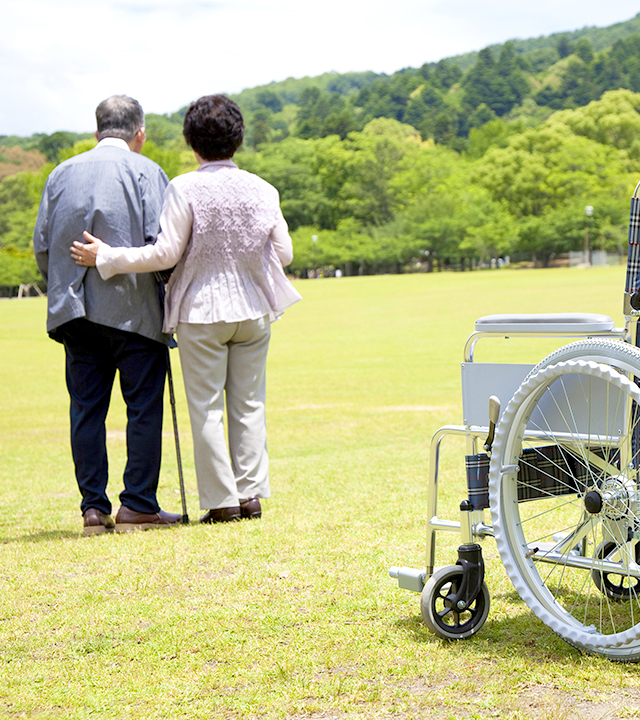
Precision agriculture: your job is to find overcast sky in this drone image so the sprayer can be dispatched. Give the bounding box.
[2,0,639,136]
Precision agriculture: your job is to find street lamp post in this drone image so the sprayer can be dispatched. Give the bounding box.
[311,234,318,277]
[585,205,594,266]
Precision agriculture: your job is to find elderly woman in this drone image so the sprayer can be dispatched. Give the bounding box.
[71,94,301,524]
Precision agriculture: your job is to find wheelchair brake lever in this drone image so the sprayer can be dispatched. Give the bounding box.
[483,395,500,453]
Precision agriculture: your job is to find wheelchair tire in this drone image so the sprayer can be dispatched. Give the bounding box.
[525,337,640,379]
[530,340,640,617]
[421,565,490,640]
[489,352,640,661]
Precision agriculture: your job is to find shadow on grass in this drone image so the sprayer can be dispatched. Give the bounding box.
[393,593,584,663]
[0,529,81,544]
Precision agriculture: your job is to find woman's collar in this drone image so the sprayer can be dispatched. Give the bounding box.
[197,159,237,171]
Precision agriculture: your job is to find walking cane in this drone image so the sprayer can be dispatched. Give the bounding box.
[167,348,189,524]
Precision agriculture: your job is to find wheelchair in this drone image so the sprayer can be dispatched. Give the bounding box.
[390,184,640,661]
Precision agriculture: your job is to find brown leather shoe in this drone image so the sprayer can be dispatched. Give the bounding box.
[115,505,182,533]
[83,508,115,537]
[200,506,242,524]
[240,497,262,519]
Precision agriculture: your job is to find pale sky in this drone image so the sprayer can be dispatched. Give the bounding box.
[2,0,639,136]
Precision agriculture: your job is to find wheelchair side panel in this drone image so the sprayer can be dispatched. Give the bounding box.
[461,363,533,427]
[462,362,628,436]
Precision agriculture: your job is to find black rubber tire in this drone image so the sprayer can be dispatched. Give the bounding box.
[421,565,490,640]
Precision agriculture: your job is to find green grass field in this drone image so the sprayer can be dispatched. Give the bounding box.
[1,266,640,719]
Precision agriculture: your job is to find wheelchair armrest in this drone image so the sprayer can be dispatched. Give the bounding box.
[474,313,615,334]
[464,313,623,362]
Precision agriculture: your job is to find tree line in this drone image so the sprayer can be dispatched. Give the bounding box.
[2,16,640,287]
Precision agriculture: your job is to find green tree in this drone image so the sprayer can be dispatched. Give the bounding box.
[574,38,595,65]
[407,84,448,139]
[399,175,516,270]
[403,95,429,131]
[237,138,335,230]
[256,90,283,113]
[295,88,352,139]
[58,139,97,162]
[0,165,52,286]
[249,109,273,147]
[432,110,460,147]
[466,118,522,159]
[548,89,640,158]
[462,44,528,118]
[556,35,574,59]
[323,107,359,139]
[431,59,463,90]
[38,131,77,163]
[473,119,633,263]
[496,42,530,104]
[141,141,183,179]
[339,119,422,226]
[145,114,185,147]
[0,248,41,287]
[560,56,599,106]
[0,166,52,251]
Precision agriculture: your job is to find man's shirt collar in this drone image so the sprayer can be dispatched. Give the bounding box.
[96,137,130,151]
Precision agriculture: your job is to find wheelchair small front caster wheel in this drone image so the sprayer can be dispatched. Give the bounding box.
[591,541,640,601]
[421,565,490,640]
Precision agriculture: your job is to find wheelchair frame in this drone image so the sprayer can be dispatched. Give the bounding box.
[389,183,640,660]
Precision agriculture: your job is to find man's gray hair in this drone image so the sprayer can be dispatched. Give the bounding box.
[95,95,145,143]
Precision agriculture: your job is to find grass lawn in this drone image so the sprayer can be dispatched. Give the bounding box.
[1,266,640,719]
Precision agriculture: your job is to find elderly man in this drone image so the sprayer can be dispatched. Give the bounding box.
[33,95,181,535]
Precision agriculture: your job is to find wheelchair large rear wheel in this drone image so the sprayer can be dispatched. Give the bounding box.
[489,348,640,661]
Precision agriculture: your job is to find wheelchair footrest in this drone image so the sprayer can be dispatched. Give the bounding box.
[389,566,425,593]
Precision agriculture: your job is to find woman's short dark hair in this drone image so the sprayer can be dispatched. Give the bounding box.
[183,95,244,161]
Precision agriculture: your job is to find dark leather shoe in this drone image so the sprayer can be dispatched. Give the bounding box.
[83,508,115,537]
[200,506,242,524]
[240,497,262,519]
[115,506,182,533]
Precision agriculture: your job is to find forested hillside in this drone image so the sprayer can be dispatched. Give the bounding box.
[3,13,640,288]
